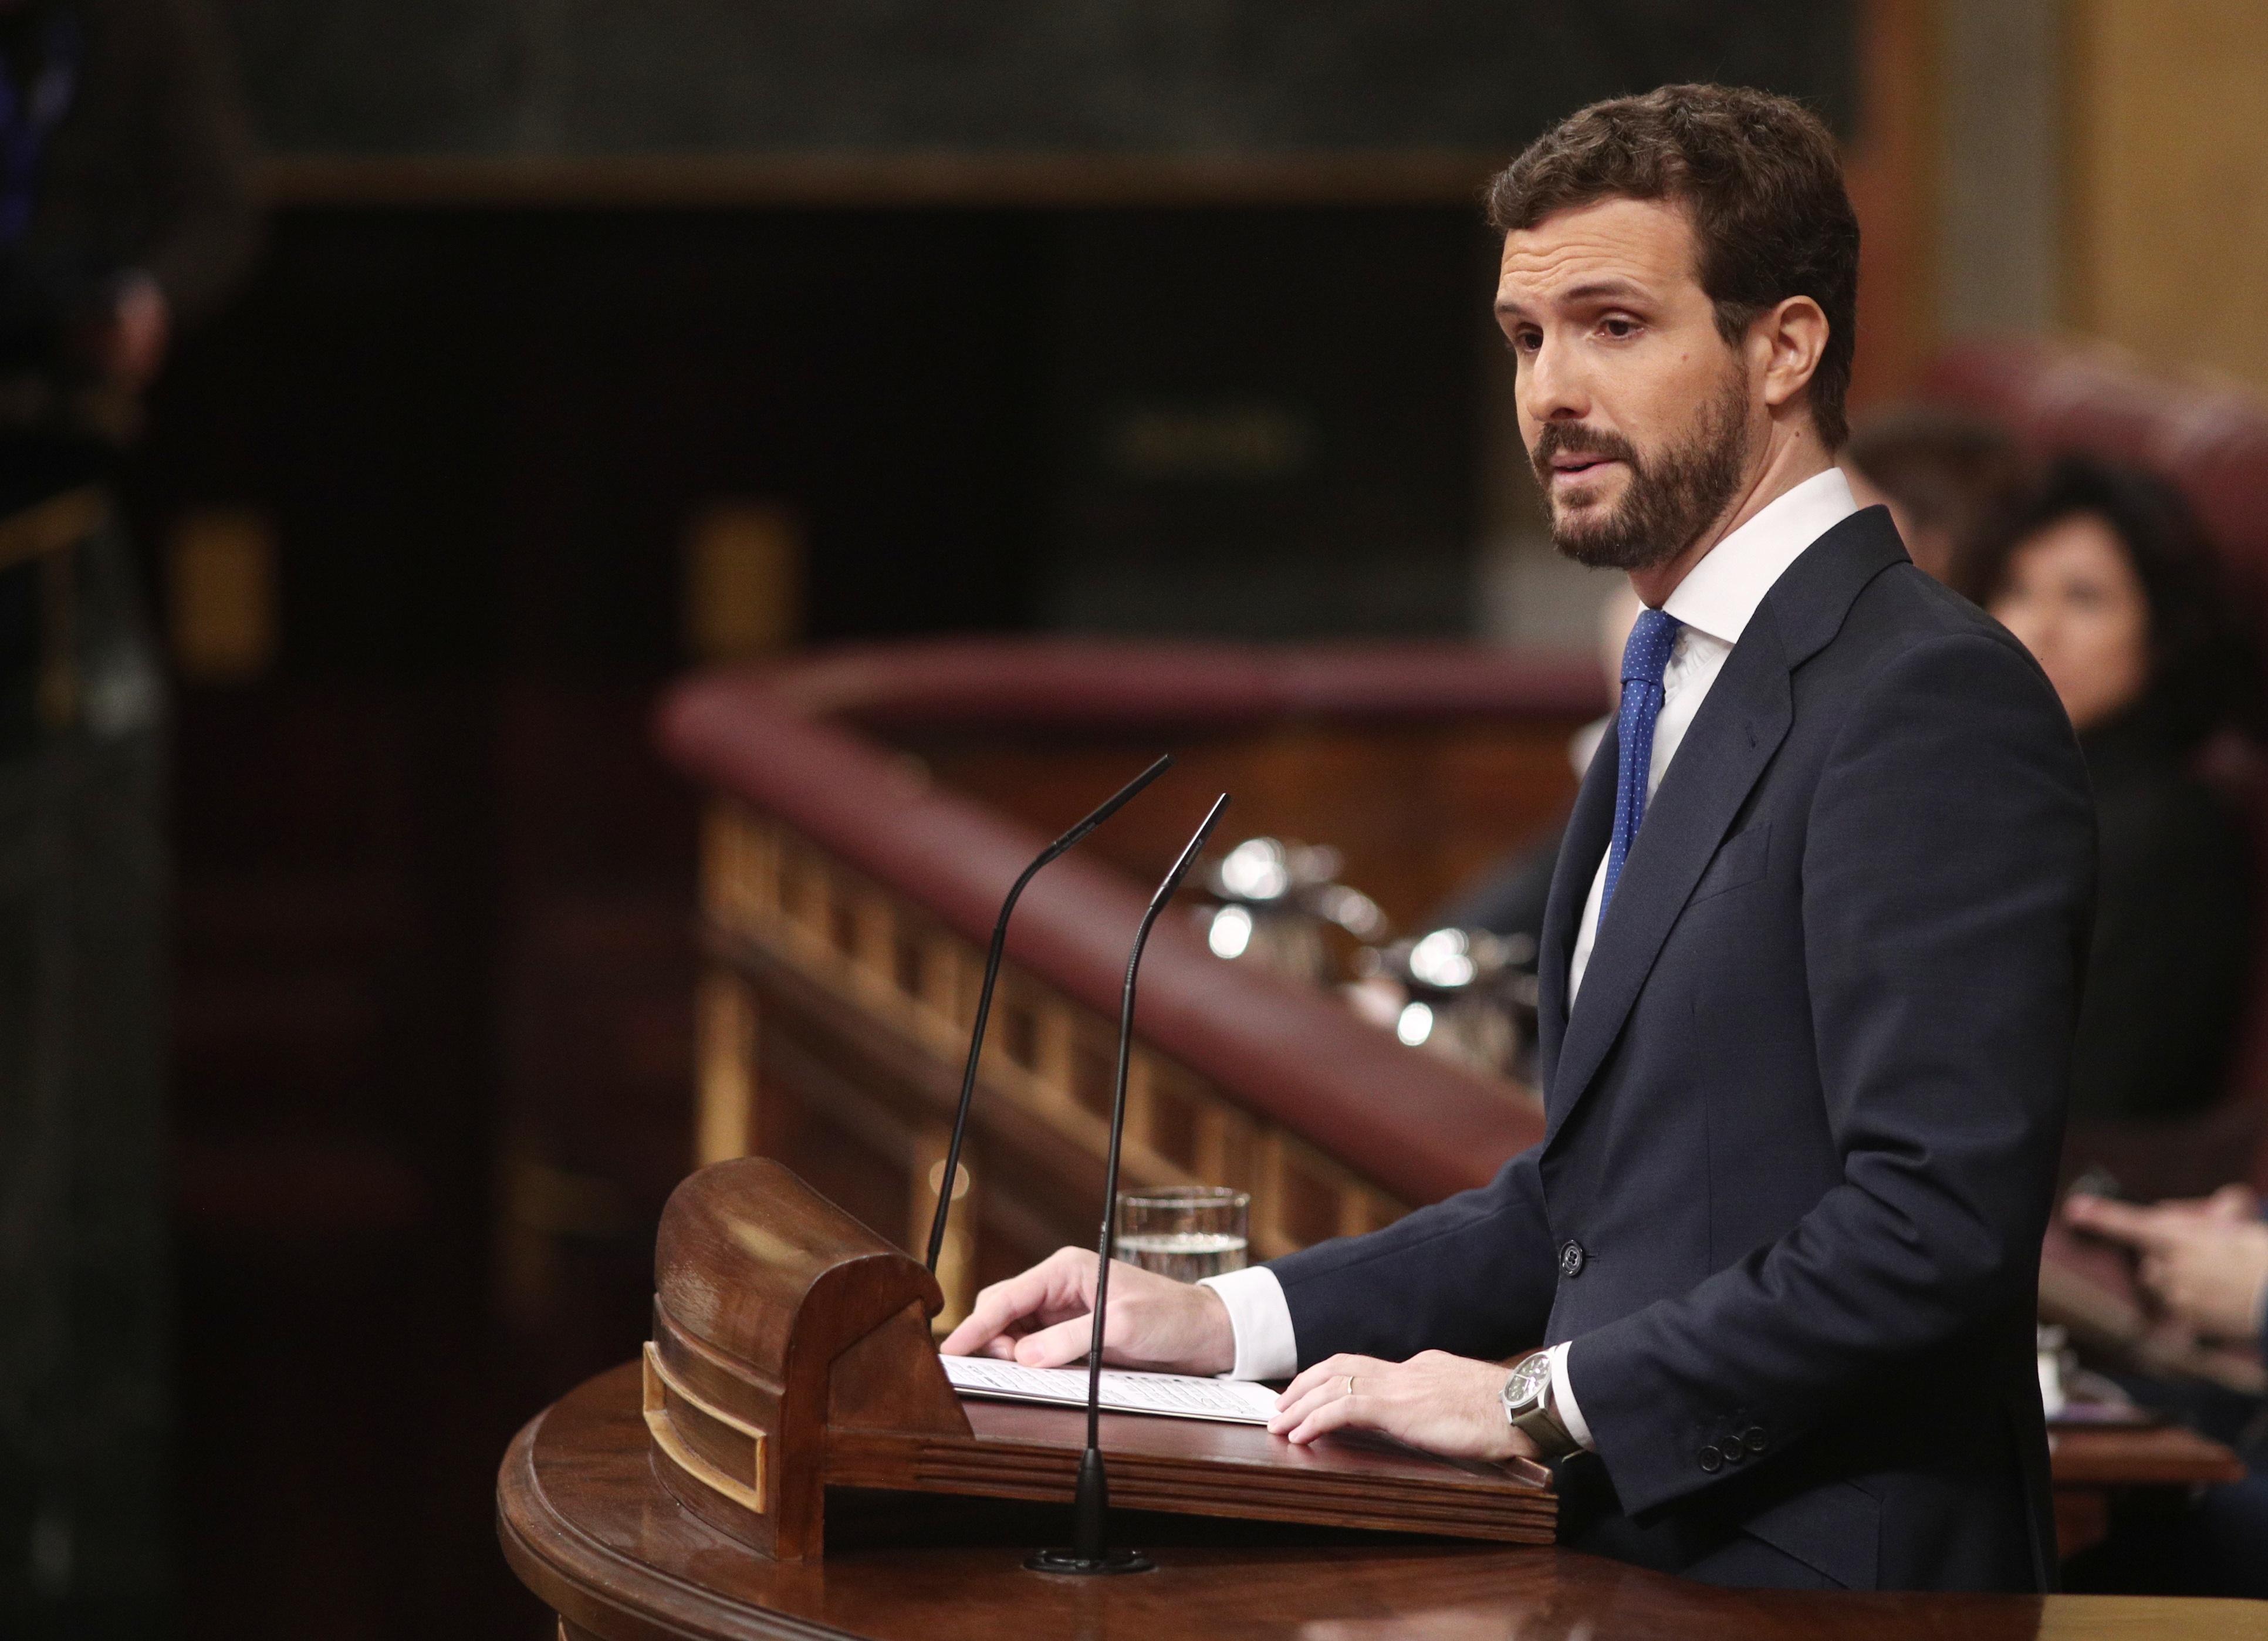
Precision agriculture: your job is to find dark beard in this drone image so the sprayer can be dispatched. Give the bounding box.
[1532,376,1752,571]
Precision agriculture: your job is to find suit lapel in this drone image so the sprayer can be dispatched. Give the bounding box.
[1536,722,1618,1092]
[1539,505,1912,1147]
[1542,506,1914,1148]
[1544,623,1792,1143]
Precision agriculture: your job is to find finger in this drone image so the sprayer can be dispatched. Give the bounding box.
[1267,1380,1340,1434]
[1013,1312,1100,1368]
[2066,1196,2174,1251]
[939,1275,1046,1356]
[1278,1354,1384,1409]
[2208,1184,2260,1221]
[1286,1393,1373,1446]
[1279,1359,1346,1407]
[1270,1357,1386,1431]
[940,1251,1083,1356]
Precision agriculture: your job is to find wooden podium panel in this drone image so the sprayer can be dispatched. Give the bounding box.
[830,1397,1553,1542]
[501,1362,2262,1641]
[641,1156,1553,1557]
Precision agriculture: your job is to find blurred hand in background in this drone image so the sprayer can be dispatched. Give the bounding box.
[2067,1185,2268,1343]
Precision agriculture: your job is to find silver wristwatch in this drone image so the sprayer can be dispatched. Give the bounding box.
[1500,1352,1578,1460]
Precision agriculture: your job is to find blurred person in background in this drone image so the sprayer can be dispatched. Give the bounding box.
[1955,456,2258,1125]
[1841,403,2023,583]
[2060,1184,2268,1596]
[0,0,256,1632]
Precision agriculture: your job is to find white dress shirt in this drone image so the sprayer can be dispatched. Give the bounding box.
[1203,468,1862,1452]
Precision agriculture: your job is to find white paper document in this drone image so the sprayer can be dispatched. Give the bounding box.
[941,1353,1282,1426]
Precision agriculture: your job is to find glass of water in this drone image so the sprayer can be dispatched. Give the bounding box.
[1115,1186,1250,1281]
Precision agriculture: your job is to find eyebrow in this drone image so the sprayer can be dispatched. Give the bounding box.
[1495,278,1654,316]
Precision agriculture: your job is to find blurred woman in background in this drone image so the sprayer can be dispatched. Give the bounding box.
[1958,456,2259,1123]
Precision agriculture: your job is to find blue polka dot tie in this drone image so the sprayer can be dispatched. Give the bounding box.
[1602,607,1682,917]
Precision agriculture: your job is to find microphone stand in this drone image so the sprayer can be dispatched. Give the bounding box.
[923,754,1174,1276]
[1026,791,1230,1577]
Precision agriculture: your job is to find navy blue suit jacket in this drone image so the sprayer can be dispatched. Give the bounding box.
[1269,508,2095,1591]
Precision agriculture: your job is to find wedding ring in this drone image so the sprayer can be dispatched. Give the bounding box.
[1345,1373,1357,1397]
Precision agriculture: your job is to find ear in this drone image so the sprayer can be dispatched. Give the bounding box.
[1748,295,1829,421]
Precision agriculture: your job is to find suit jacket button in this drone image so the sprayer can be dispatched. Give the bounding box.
[1558,1240,1587,1278]
[1743,1426,1766,1454]
[1698,1444,1723,1473]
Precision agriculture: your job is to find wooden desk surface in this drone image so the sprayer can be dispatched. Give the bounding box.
[499,1363,2268,1640]
[2050,1421,2247,1488]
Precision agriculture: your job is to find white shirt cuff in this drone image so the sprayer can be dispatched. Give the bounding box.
[1198,1265,1300,1380]
[1546,1341,1597,1452]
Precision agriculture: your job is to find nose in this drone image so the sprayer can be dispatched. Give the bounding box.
[1518,332,1590,427]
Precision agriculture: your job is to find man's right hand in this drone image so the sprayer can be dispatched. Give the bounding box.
[938,1246,1237,1376]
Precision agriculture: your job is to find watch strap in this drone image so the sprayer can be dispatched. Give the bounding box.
[1506,1368,1578,1460]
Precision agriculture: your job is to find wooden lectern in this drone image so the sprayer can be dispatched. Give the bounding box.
[640,1156,1555,1562]
[505,1366,2260,1641]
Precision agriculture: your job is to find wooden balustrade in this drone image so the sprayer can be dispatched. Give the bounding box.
[695,801,1410,1326]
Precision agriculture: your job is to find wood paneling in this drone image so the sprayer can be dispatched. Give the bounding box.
[1842,0,1942,406]
[907,718,1587,932]
[2065,2,2268,393]
[698,803,1436,1327]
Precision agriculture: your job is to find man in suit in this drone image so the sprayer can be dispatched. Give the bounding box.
[942,83,2095,1593]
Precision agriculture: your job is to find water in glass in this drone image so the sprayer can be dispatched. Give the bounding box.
[1116,1186,1250,1281]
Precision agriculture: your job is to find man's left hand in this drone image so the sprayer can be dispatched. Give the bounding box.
[1268,1349,1540,1464]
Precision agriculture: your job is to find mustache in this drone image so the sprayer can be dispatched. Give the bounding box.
[1530,423,1641,485]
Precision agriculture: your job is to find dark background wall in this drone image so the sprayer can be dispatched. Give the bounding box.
[220,2,1854,155]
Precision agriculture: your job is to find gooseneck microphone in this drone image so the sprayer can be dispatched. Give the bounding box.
[922,754,1174,1276]
[1027,791,1230,1577]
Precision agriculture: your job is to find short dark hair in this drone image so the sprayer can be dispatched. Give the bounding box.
[1485,84,1861,448]
[1956,455,2260,749]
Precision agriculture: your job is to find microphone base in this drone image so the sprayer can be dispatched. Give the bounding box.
[1023,1546,1155,1576]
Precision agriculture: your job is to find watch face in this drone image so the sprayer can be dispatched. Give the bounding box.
[1503,1353,1552,1409]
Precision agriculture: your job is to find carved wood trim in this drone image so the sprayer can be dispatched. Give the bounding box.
[644,1341,769,1519]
